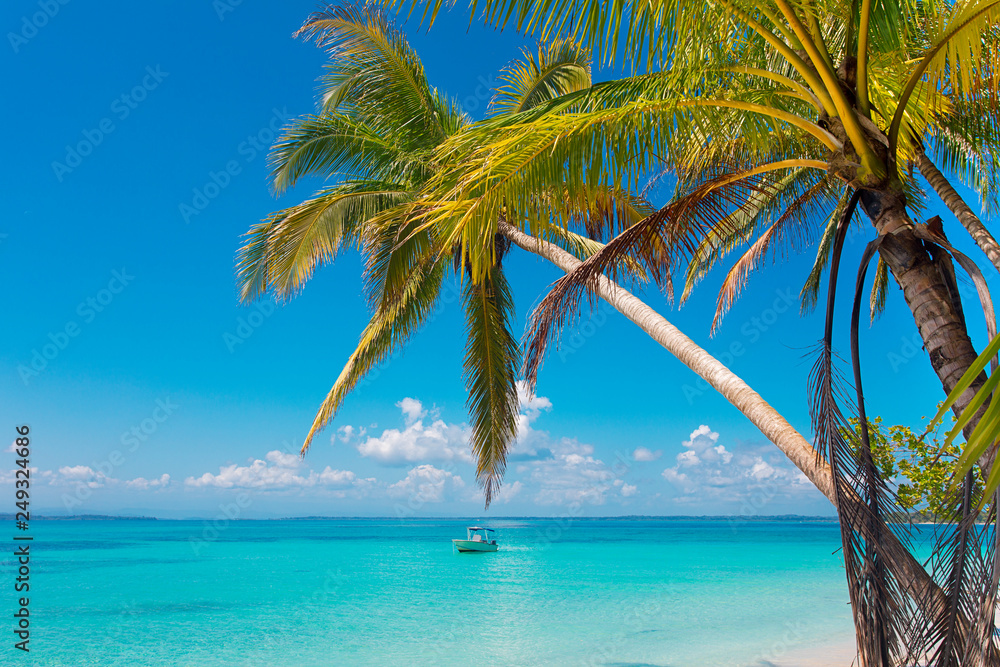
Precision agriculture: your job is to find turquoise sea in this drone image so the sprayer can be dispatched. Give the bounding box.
[2,518,858,666]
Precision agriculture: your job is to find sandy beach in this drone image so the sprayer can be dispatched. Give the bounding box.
[769,639,858,666]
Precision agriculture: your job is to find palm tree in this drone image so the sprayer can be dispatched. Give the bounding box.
[381,0,1000,663]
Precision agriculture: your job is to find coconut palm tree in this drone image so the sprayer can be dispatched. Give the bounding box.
[380,0,1000,663]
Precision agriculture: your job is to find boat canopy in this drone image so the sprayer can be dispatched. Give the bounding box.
[466,526,495,531]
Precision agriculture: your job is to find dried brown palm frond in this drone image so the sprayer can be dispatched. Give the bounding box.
[808,194,924,665]
[522,165,776,391]
[711,175,839,332]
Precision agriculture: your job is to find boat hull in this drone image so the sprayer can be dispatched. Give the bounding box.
[452,539,498,553]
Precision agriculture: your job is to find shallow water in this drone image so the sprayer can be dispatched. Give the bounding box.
[2,517,858,666]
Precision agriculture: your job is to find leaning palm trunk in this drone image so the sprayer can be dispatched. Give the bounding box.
[501,223,830,489]
[917,152,1000,276]
[500,221,949,616]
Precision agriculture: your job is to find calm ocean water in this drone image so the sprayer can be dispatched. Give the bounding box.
[1,518,860,666]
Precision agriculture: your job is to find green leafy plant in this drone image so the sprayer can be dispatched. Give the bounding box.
[846,415,986,519]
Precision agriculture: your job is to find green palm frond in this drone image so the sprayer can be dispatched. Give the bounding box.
[268,114,419,195]
[491,37,592,115]
[297,5,449,147]
[711,175,839,331]
[931,101,1000,216]
[462,264,521,504]
[302,250,447,452]
[889,0,1000,155]
[870,256,889,322]
[680,166,831,304]
[236,182,409,303]
[800,191,860,313]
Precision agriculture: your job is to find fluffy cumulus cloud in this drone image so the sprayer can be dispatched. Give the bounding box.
[662,425,815,506]
[632,446,662,462]
[353,399,473,465]
[346,386,556,466]
[185,450,373,493]
[387,464,468,503]
[335,425,366,443]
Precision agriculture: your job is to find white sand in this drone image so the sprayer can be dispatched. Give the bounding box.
[767,638,858,666]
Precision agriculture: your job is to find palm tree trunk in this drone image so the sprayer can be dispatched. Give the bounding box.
[917,151,1000,275]
[868,198,988,427]
[499,220,944,607]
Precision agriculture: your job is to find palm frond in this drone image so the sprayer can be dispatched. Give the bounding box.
[710,174,839,332]
[297,5,451,148]
[869,257,889,323]
[491,37,592,115]
[301,249,446,452]
[463,262,521,506]
[522,166,778,389]
[889,0,1000,157]
[268,113,419,195]
[236,182,409,302]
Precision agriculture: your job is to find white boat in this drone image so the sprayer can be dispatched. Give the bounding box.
[452,526,498,553]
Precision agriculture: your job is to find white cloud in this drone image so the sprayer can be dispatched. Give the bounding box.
[397,398,426,424]
[632,447,662,462]
[317,467,361,486]
[387,465,467,503]
[12,465,173,492]
[343,385,557,468]
[335,425,365,443]
[495,480,523,504]
[355,407,472,465]
[185,450,373,492]
[337,387,640,508]
[125,474,170,490]
[661,425,816,506]
[509,382,555,460]
[55,465,114,488]
[524,439,628,506]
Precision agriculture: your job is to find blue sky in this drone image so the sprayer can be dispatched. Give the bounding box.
[2,0,993,519]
